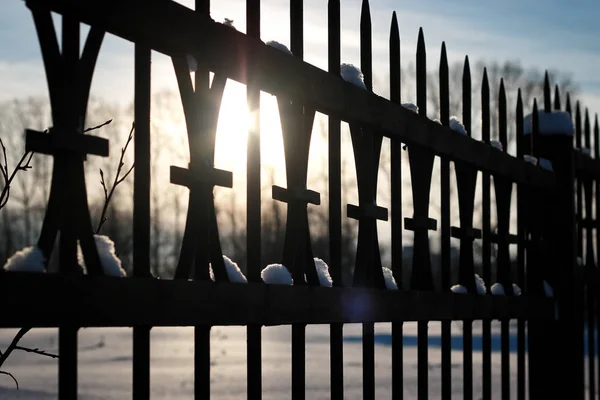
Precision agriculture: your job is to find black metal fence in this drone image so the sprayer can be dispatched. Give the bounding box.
[2,0,600,399]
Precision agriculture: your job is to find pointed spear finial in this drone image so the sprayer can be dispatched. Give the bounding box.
[531,98,539,156]
[416,27,426,116]
[516,88,524,158]
[584,108,591,149]
[481,67,490,143]
[575,100,582,148]
[498,78,507,148]
[543,71,551,112]
[553,84,561,110]
[594,113,599,158]
[389,11,400,104]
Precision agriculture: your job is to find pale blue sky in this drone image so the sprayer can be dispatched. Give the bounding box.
[1,0,599,112]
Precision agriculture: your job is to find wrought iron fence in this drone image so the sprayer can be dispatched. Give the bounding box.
[2,0,599,399]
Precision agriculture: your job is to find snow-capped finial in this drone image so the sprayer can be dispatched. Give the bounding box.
[340,63,366,89]
[266,41,292,55]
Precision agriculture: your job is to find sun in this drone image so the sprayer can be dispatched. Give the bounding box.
[214,81,286,176]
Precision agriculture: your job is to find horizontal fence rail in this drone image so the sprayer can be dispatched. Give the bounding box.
[0,273,554,327]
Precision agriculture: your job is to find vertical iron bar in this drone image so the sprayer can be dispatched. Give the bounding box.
[361,0,373,92]
[516,89,526,400]
[290,0,303,58]
[389,10,403,400]
[133,42,152,400]
[292,325,306,400]
[499,79,510,400]
[462,55,474,400]
[584,109,596,400]
[195,327,210,399]
[193,1,211,397]
[576,102,583,261]
[360,2,374,398]
[416,27,429,400]
[328,0,343,399]
[290,0,305,398]
[246,0,262,397]
[59,326,77,400]
[439,42,451,400]
[591,114,600,400]
[481,68,492,400]
[58,14,78,400]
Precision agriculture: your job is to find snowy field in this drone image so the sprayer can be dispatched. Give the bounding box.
[0,321,593,399]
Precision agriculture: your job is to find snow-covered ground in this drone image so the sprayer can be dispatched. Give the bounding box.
[0,322,595,399]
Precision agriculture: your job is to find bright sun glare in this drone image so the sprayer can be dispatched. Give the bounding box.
[215,81,287,174]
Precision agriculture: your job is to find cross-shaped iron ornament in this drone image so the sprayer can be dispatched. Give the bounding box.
[272,98,321,285]
[25,5,107,275]
[347,125,387,289]
[170,56,232,282]
[405,145,437,291]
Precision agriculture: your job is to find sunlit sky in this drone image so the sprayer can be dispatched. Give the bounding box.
[1,0,600,180]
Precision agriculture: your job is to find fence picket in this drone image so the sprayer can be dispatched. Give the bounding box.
[246,0,263,398]
[389,10,404,400]
[439,41,452,400]
[328,1,343,399]
[132,40,151,400]
[515,88,526,400]
[481,68,492,400]
[497,78,511,400]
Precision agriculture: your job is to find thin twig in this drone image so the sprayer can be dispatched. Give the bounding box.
[95,122,135,234]
[0,371,18,389]
[0,138,34,211]
[14,346,59,359]
[83,119,113,133]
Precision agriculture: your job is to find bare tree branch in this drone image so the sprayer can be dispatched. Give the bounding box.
[0,370,19,389]
[0,328,30,368]
[95,122,135,234]
[84,118,113,133]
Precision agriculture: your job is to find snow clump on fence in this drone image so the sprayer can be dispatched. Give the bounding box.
[490,282,522,296]
[451,274,486,294]
[340,63,366,89]
[209,255,248,283]
[3,246,45,273]
[266,41,293,55]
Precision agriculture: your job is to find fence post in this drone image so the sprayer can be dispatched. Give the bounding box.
[526,111,580,399]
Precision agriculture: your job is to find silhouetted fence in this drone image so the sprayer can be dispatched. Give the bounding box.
[2,0,599,399]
